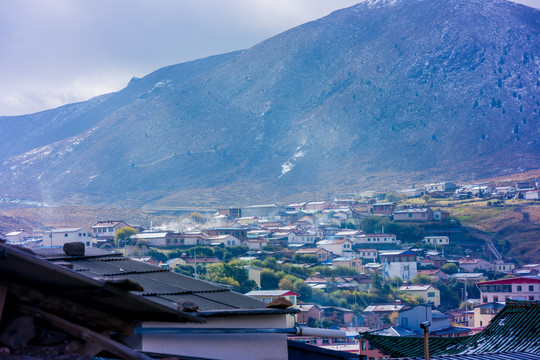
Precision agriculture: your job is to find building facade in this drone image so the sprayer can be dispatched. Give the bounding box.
[380,250,417,280]
[476,277,540,303]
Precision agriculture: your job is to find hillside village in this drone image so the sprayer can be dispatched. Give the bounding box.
[2,179,539,358]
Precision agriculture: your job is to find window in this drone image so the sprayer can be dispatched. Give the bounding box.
[64,234,68,237]
[109,227,113,232]
[401,317,408,327]
[529,296,535,301]
[483,297,488,303]
[494,296,499,302]
[529,285,534,291]
[408,213,412,218]
[517,286,522,291]
[361,340,367,350]
[428,292,435,298]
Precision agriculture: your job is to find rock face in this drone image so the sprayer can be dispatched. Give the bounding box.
[0,0,539,207]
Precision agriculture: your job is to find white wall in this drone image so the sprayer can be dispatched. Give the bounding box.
[140,315,289,360]
[49,231,90,247]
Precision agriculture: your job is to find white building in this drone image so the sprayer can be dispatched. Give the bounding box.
[5,230,32,243]
[45,228,91,247]
[525,190,540,200]
[357,248,379,261]
[380,250,417,281]
[354,233,397,245]
[400,188,425,198]
[423,236,450,247]
[316,239,353,257]
[91,220,130,240]
[208,235,240,247]
[424,182,457,193]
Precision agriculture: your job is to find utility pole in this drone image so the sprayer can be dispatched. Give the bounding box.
[421,322,431,360]
[194,252,197,278]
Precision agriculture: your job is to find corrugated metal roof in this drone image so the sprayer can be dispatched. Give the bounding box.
[363,300,540,358]
[153,294,237,311]
[37,248,292,318]
[121,272,224,294]
[33,246,117,259]
[397,352,540,360]
[0,244,203,323]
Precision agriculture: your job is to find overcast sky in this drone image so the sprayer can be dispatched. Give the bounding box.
[0,0,538,116]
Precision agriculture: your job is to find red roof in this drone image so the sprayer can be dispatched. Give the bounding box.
[477,277,540,285]
[418,269,441,275]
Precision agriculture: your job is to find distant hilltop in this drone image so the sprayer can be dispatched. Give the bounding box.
[0,0,539,207]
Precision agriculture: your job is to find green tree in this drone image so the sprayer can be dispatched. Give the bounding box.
[261,269,280,289]
[278,277,295,291]
[421,194,431,204]
[441,262,459,275]
[114,227,137,247]
[188,212,205,223]
[147,248,167,263]
[294,280,313,302]
[412,274,433,285]
[204,263,257,293]
[385,193,400,202]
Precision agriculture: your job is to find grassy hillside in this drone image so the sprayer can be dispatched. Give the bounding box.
[421,198,540,263]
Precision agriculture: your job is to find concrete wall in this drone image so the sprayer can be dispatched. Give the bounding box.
[140,315,289,360]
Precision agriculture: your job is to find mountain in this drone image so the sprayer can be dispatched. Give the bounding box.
[1,0,539,208]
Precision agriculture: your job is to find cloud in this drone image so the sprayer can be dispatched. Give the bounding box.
[0,0,360,116]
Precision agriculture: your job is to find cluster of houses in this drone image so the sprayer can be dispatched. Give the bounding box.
[3,177,538,249]
[400,179,540,200]
[1,179,539,358]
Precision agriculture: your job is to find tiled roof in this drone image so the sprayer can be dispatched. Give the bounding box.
[92,221,126,228]
[418,269,442,275]
[393,208,429,213]
[477,277,540,285]
[362,300,540,358]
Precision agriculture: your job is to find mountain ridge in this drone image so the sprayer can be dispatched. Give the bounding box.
[1,0,539,207]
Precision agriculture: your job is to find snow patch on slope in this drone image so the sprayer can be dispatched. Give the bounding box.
[279,144,307,177]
